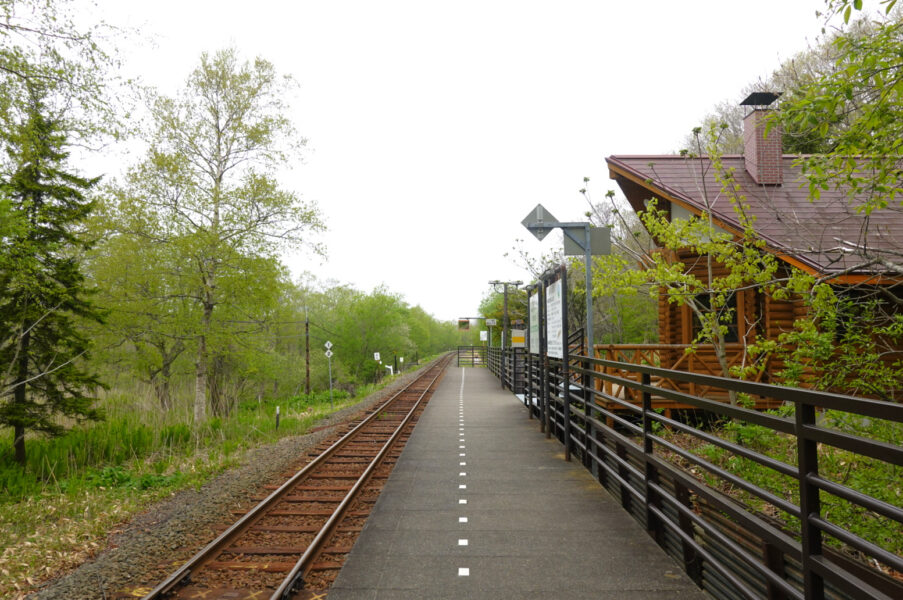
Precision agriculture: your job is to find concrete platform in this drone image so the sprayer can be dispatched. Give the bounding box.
[327,366,707,599]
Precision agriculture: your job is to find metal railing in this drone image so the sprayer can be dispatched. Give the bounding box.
[457,346,486,368]
[504,350,903,600]
[487,347,526,393]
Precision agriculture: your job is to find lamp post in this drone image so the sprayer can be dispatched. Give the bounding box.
[488,280,523,348]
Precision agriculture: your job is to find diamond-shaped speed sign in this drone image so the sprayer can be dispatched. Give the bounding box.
[521,203,558,241]
[325,350,333,358]
[324,341,333,350]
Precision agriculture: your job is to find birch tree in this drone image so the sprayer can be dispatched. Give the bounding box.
[116,48,323,422]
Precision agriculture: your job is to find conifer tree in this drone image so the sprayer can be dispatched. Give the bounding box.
[0,90,104,465]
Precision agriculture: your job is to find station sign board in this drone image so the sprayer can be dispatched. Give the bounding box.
[528,293,540,354]
[546,278,563,358]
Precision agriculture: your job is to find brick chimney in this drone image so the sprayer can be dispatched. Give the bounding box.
[743,108,783,185]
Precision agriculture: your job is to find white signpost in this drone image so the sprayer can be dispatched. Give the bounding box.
[325,341,334,408]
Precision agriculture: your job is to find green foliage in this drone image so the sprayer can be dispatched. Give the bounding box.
[104,48,324,420]
[577,181,658,344]
[770,286,903,400]
[782,4,903,223]
[0,0,125,144]
[633,125,783,384]
[691,407,903,557]
[306,284,454,382]
[478,288,527,346]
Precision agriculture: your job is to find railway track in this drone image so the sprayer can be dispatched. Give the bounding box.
[139,355,451,600]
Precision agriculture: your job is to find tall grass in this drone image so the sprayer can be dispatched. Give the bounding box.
[0,384,356,502]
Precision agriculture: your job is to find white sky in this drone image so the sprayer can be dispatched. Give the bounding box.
[85,0,826,321]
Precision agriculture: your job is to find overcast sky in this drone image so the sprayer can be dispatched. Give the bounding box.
[87,0,826,321]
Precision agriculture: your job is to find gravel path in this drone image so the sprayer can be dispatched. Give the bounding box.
[28,363,435,600]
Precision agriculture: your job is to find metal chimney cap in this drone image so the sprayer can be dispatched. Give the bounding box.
[740,92,781,107]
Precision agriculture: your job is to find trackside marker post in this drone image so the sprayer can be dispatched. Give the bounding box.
[325,341,334,409]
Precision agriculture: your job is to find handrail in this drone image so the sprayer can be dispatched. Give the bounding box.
[492,347,903,600]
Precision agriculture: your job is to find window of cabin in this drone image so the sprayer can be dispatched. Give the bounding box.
[690,293,739,343]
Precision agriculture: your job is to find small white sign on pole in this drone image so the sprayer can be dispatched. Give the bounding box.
[479,330,488,342]
[374,352,381,362]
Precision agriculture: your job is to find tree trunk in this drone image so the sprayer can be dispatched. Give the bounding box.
[210,354,226,417]
[195,282,215,422]
[194,332,207,423]
[13,425,26,466]
[13,330,30,465]
[154,366,172,411]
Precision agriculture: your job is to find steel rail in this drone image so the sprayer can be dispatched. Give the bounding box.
[272,363,446,599]
[141,356,449,600]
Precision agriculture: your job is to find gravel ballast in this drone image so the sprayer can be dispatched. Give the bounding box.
[27,363,435,600]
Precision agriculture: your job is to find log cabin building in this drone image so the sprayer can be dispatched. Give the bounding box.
[599,94,903,408]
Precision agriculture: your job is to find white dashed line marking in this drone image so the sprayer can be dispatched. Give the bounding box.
[458,539,469,546]
[459,484,466,489]
[458,567,469,576]
[459,516,468,523]
[459,499,467,504]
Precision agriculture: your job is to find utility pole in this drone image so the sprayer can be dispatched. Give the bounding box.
[305,308,311,396]
[489,280,523,347]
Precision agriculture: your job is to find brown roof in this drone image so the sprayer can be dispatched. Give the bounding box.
[606,154,903,279]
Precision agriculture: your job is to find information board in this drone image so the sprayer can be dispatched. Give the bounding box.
[546,279,563,358]
[528,293,540,354]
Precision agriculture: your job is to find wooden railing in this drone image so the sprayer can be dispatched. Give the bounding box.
[594,344,779,411]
